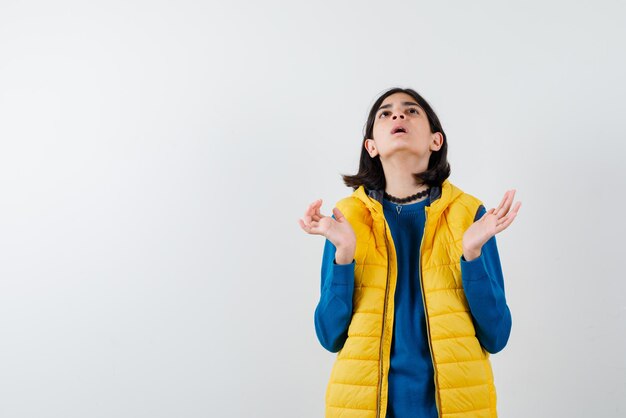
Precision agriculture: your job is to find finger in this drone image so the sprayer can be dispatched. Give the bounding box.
[303,199,322,223]
[300,217,315,229]
[306,199,321,215]
[495,190,515,218]
[496,205,520,230]
[313,201,325,221]
[299,218,320,235]
[499,200,521,223]
[312,199,326,222]
[494,191,509,215]
[311,202,326,221]
[314,199,323,218]
[496,211,513,227]
[495,211,517,232]
[298,218,309,231]
[508,201,522,216]
[497,200,520,223]
[494,190,512,217]
[502,190,516,214]
[311,210,322,222]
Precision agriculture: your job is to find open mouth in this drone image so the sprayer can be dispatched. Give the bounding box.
[391,127,407,134]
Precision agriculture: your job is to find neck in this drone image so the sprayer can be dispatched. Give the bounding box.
[381,154,429,199]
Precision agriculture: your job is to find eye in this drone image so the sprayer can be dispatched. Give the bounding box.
[379,110,391,118]
[408,108,419,115]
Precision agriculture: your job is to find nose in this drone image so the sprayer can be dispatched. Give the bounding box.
[392,112,405,120]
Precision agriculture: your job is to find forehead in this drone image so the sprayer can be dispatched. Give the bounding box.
[379,92,418,107]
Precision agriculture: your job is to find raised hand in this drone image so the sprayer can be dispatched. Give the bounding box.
[462,189,522,261]
[298,199,357,251]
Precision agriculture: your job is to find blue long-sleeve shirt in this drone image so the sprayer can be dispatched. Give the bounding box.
[314,198,512,418]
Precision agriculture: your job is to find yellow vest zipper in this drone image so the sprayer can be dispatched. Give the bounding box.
[376,218,392,418]
[420,208,441,417]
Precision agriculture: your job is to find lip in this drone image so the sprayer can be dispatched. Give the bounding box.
[391,124,408,135]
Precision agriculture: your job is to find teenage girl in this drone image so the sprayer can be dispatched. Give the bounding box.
[298,87,521,418]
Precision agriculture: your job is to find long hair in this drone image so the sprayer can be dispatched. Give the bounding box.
[341,87,451,191]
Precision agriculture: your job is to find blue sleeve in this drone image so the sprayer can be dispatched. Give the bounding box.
[314,215,355,353]
[460,205,512,354]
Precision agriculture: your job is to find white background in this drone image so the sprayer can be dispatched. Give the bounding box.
[1,1,625,417]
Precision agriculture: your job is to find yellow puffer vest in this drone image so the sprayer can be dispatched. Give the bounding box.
[325,179,497,418]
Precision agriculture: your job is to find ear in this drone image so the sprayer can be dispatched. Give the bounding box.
[430,132,444,152]
[364,138,378,158]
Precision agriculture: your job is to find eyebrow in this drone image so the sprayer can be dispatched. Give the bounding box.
[377,101,421,111]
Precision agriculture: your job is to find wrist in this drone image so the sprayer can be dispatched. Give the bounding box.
[335,240,356,252]
[335,245,356,265]
[462,245,481,262]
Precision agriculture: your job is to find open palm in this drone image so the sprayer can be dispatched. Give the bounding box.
[463,189,522,254]
[298,198,356,249]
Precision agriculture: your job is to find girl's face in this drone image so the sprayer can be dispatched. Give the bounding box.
[365,92,443,161]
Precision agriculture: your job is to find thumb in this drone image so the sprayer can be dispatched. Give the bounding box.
[476,208,495,223]
[332,207,345,222]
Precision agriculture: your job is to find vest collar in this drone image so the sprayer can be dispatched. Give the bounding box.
[352,179,461,218]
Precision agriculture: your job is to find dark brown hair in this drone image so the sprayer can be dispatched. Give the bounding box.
[341,87,451,191]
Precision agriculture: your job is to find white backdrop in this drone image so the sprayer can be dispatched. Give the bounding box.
[1,1,625,417]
